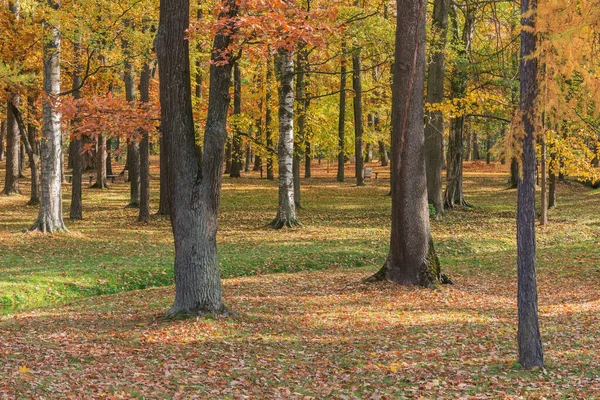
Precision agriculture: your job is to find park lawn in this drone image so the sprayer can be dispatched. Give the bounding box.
[0,159,599,397]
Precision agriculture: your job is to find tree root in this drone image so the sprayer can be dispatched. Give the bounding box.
[269,217,302,229]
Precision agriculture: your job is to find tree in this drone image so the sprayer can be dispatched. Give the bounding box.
[425,0,450,216]
[138,62,151,223]
[337,36,347,183]
[2,93,20,195]
[31,0,67,233]
[270,48,299,229]
[230,61,242,178]
[156,0,237,317]
[352,50,365,187]
[368,0,441,287]
[516,0,544,369]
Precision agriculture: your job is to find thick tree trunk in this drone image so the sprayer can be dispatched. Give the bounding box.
[31,16,67,233]
[2,97,21,195]
[270,49,299,229]
[156,0,237,318]
[337,37,347,183]
[517,0,544,369]
[230,62,242,178]
[138,63,151,222]
[157,132,170,215]
[352,52,365,186]
[369,0,441,287]
[424,0,449,216]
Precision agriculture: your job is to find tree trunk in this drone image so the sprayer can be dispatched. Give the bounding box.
[294,48,309,208]
[352,51,365,186]
[8,101,39,206]
[465,123,471,161]
[124,54,140,206]
[540,135,547,225]
[443,5,474,209]
[424,0,450,216]
[517,0,544,369]
[138,62,151,222]
[486,136,491,164]
[0,120,5,161]
[224,139,232,174]
[31,14,67,233]
[156,0,237,318]
[70,37,83,220]
[304,141,311,178]
[244,144,251,172]
[157,131,170,215]
[270,49,299,229]
[472,129,480,160]
[548,169,556,209]
[265,57,275,181]
[94,135,107,189]
[2,97,21,195]
[510,156,519,188]
[378,141,389,166]
[369,0,441,287]
[19,142,26,178]
[106,138,113,175]
[337,36,347,183]
[230,62,242,178]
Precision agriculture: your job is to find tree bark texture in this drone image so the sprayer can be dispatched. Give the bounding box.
[0,120,5,161]
[138,62,151,222]
[270,49,299,229]
[352,51,365,186]
[157,131,170,215]
[230,62,242,178]
[156,0,237,317]
[124,55,141,207]
[424,0,450,216]
[8,101,39,206]
[517,0,544,369]
[337,37,347,182]
[31,15,67,233]
[369,0,441,287]
[2,97,21,195]
[294,48,309,208]
[70,37,83,219]
[265,57,275,181]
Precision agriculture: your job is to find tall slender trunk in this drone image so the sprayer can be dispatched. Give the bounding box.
[472,129,480,160]
[106,138,113,175]
[265,57,274,181]
[31,11,67,233]
[2,96,21,195]
[465,123,471,161]
[294,48,308,208]
[540,135,547,225]
[19,142,26,178]
[0,120,5,161]
[124,50,140,206]
[443,5,474,208]
[369,0,441,287]
[156,0,238,318]
[95,135,107,189]
[270,49,299,229]
[138,62,151,222]
[486,136,491,164]
[70,36,83,220]
[337,37,347,182]
[8,101,39,205]
[510,156,519,188]
[352,51,365,186]
[244,143,251,172]
[230,61,242,178]
[378,141,389,166]
[424,0,450,216]
[517,0,544,369]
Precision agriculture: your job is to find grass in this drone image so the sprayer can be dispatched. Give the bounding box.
[1,158,599,397]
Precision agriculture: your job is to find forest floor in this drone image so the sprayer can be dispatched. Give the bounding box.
[1,158,599,398]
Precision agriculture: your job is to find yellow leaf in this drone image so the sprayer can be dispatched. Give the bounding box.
[18,365,30,374]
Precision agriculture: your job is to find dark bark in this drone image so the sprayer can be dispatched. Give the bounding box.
[244,144,251,173]
[156,0,237,318]
[337,37,347,182]
[157,131,170,215]
[31,12,67,233]
[517,0,544,369]
[548,169,557,209]
[230,62,242,178]
[124,52,140,207]
[8,101,39,205]
[2,96,21,195]
[465,123,471,162]
[19,142,26,178]
[510,156,519,188]
[352,51,365,186]
[424,0,450,216]
[265,57,275,181]
[106,138,113,176]
[369,0,441,287]
[540,135,547,225]
[138,63,151,222]
[304,141,311,178]
[472,129,480,160]
[294,48,309,208]
[224,140,232,174]
[486,136,491,164]
[70,36,83,220]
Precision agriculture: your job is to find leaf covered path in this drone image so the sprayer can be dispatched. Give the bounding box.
[2,266,599,398]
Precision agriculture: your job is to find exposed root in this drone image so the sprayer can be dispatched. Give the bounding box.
[29,220,68,234]
[363,262,388,283]
[269,217,302,230]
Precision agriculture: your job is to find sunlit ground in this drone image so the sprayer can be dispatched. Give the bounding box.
[1,157,599,397]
